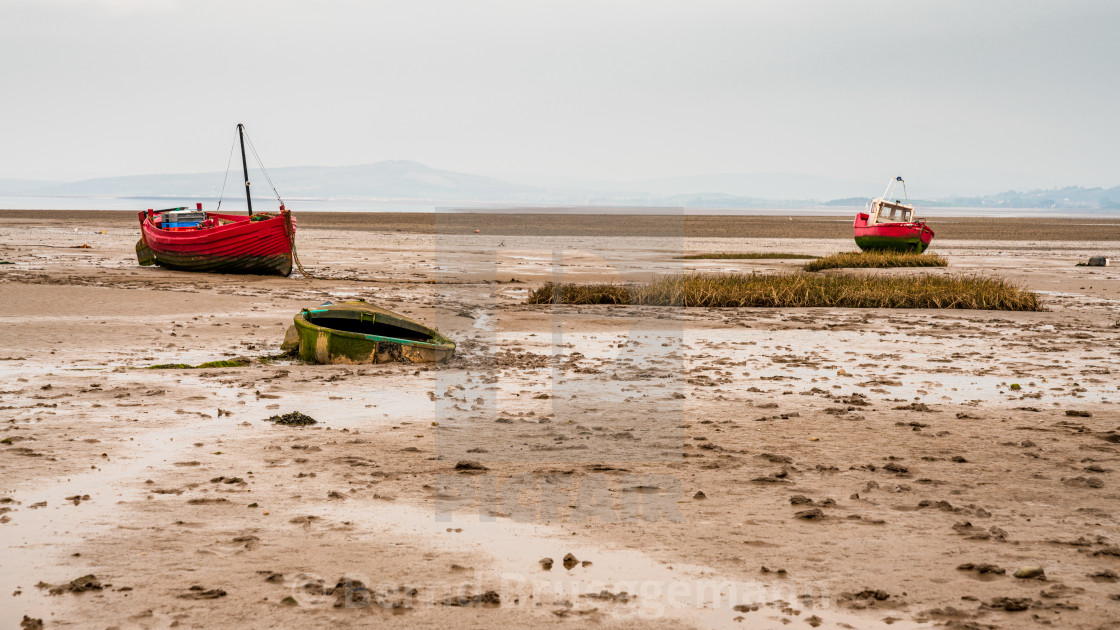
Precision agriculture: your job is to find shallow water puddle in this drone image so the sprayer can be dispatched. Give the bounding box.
[0,417,232,627]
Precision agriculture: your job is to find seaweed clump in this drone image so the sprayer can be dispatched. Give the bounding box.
[266,411,318,426]
[677,252,818,260]
[147,358,250,369]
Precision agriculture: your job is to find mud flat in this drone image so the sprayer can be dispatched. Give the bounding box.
[1,212,1119,628]
[4,208,1120,240]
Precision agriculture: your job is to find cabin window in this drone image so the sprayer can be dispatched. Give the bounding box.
[879,205,912,222]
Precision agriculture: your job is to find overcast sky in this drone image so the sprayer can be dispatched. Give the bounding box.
[1,0,1117,193]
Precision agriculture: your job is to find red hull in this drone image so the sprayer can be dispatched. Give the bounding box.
[853,213,934,253]
[139,212,295,276]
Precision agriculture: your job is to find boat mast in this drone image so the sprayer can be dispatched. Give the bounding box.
[237,123,253,216]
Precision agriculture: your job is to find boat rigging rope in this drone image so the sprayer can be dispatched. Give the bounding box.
[242,131,285,206]
[214,128,238,213]
[282,210,318,280]
[236,127,316,279]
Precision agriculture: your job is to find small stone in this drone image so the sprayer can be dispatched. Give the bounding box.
[454,460,488,471]
[693,491,706,500]
[1013,566,1045,580]
[794,508,825,520]
[990,596,1032,611]
[49,574,102,595]
[957,563,1005,575]
[562,553,579,570]
[539,557,554,571]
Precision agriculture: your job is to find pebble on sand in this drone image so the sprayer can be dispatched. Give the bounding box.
[794,508,826,520]
[1013,566,1045,580]
[562,553,579,570]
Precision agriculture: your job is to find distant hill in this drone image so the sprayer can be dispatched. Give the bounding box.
[3,162,1117,210]
[28,161,543,202]
[0,178,60,194]
[629,172,876,201]
[945,186,1120,209]
[825,186,1120,210]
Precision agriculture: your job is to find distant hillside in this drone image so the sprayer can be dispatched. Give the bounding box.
[3,162,1117,210]
[21,161,543,202]
[632,173,876,201]
[0,178,59,194]
[825,186,1120,210]
[948,186,1120,209]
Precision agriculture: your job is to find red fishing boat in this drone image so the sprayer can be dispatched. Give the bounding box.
[853,176,934,253]
[135,124,298,276]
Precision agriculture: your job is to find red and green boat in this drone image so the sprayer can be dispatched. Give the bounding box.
[135,124,298,276]
[853,177,934,253]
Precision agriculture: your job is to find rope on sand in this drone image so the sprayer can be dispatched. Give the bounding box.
[282,210,317,279]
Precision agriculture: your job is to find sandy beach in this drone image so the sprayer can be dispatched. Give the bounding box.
[2,211,1119,629]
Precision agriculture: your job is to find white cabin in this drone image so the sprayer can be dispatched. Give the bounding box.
[866,198,920,225]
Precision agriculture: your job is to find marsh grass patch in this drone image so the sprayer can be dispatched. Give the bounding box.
[676,252,819,260]
[804,251,948,272]
[147,358,250,369]
[527,272,1041,311]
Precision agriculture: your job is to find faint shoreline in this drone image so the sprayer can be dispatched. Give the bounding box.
[2,209,1119,241]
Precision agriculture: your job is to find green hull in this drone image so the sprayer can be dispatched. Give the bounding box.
[135,239,155,266]
[855,235,930,254]
[293,301,454,364]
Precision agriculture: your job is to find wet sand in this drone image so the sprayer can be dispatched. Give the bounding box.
[1,212,1119,629]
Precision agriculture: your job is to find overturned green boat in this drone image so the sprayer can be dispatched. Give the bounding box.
[290,301,454,364]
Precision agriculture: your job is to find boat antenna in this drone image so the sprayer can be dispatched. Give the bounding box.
[882,175,909,202]
[238,123,253,216]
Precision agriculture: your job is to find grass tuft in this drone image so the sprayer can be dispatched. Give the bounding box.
[266,411,318,426]
[147,358,250,369]
[527,272,1042,311]
[677,252,819,260]
[804,251,947,272]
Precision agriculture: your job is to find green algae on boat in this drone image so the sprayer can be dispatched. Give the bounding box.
[292,301,454,364]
